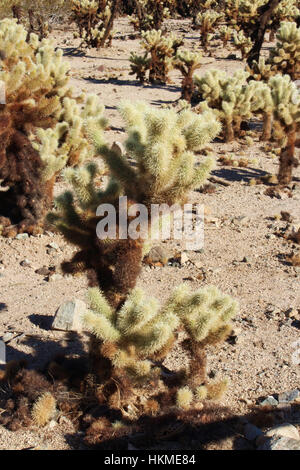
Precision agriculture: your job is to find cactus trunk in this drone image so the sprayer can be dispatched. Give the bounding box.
[225,118,235,142]
[261,111,272,141]
[278,123,296,184]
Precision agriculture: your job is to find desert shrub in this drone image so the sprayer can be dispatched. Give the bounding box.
[0,19,105,236]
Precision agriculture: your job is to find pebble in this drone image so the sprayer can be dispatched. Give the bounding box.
[47,242,59,251]
[146,246,170,265]
[20,259,31,267]
[15,233,29,240]
[35,267,52,276]
[2,332,14,343]
[259,396,278,407]
[111,141,125,157]
[278,389,300,404]
[48,273,63,282]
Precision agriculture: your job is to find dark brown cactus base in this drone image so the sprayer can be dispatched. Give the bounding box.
[0,128,54,237]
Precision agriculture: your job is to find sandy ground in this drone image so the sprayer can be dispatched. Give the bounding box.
[0,17,299,450]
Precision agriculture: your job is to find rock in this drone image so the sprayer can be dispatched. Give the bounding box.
[285,308,300,320]
[2,332,14,343]
[20,259,31,267]
[52,299,87,332]
[0,339,5,365]
[233,216,250,226]
[48,273,63,282]
[259,396,278,407]
[111,141,125,157]
[35,266,52,276]
[145,246,170,265]
[15,233,29,240]
[47,242,59,251]
[244,423,263,441]
[265,423,300,441]
[258,436,300,450]
[278,389,300,404]
[179,251,189,265]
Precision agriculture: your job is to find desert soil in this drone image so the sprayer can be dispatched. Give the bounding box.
[0,17,299,450]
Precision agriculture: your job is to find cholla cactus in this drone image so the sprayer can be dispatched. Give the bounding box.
[195,10,223,52]
[71,0,118,49]
[268,74,300,183]
[0,0,69,38]
[173,50,202,102]
[130,29,183,84]
[194,69,253,141]
[81,284,238,417]
[129,0,171,32]
[247,57,275,81]
[219,25,233,48]
[269,0,300,40]
[248,80,274,141]
[233,30,252,60]
[48,101,221,303]
[0,19,104,236]
[269,22,300,80]
[129,52,151,83]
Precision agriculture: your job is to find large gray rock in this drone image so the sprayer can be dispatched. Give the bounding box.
[264,423,300,441]
[52,299,87,333]
[258,436,300,451]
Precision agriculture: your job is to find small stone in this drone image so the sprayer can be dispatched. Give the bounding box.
[259,396,278,407]
[20,259,31,267]
[48,273,63,282]
[265,423,300,441]
[35,267,51,276]
[234,216,250,226]
[47,242,59,251]
[179,251,189,265]
[52,299,87,333]
[2,332,14,343]
[278,389,300,404]
[111,141,125,157]
[145,246,169,265]
[285,308,300,320]
[15,233,29,240]
[244,423,263,441]
[0,340,5,365]
[258,436,300,450]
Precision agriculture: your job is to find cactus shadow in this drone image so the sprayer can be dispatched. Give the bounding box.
[213,167,268,183]
[28,314,53,331]
[4,333,88,370]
